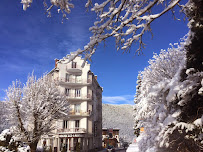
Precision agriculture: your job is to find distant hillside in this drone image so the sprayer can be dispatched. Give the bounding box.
[102,104,135,142]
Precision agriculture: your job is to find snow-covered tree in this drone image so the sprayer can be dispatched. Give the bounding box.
[0,101,11,133]
[134,40,185,151]
[134,73,142,105]
[6,73,69,152]
[134,73,142,137]
[134,38,203,151]
[140,41,186,94]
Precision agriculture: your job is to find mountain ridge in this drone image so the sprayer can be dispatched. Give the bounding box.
[102,103,135,142]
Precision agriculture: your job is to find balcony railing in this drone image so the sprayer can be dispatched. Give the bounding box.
[66,66,82,73]
[66,64,82,70]
[59,78,92,84]
[65,93,92,100]
[69,110,91,116]
[57,128,86,133]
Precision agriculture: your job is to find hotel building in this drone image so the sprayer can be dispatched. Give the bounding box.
[39,54,102,152]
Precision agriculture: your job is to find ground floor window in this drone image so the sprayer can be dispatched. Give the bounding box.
[58,137,85,151]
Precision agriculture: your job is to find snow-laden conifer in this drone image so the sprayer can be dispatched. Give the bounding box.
[134,37,203,151]
[134,40,186,151]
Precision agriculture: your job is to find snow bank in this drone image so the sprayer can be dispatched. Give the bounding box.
[126,143,139,152]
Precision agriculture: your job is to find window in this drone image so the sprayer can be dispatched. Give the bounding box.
[75,75,81,83]
[66,74,70,82]
[75,104,81,113]
[66,88,70,96]
[72,62,77,68]
[87,74,91,83]
[75,120,80,128]
[109,133,113,138]
[75,89,81,97]
[63,120,68,129]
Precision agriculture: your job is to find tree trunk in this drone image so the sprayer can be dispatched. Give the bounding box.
[29,140,38,152]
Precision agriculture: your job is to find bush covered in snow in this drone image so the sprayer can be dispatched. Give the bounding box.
[0,129,19,152]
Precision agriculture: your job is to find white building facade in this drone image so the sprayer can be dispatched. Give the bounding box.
[39,55,102,152]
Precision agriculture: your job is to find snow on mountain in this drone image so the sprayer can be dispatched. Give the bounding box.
[102,103,134,142]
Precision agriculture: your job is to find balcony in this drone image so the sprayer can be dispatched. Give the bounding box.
[69,110,92,117]
[66,66,82,74]
[66,93,92,101]
[59,78,92,86]
[57,128,86,134]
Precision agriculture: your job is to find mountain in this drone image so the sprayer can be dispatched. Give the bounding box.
[102,104,135,142]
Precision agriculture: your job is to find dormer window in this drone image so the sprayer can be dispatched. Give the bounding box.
[72,62,77,68]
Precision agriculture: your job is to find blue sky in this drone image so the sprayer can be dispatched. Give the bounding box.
[0,0,188,104]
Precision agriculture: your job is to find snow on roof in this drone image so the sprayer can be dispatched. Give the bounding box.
[102,128,120,130]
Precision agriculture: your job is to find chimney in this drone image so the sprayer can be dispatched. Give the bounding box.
[55,59,59,68]
[95,75,97,80]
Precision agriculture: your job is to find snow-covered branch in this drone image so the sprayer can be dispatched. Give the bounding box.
[21,0,74,19]
[20,0,185,63]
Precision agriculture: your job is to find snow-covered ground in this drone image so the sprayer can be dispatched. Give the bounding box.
[126,143,139,152]
[126,137,139,152]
